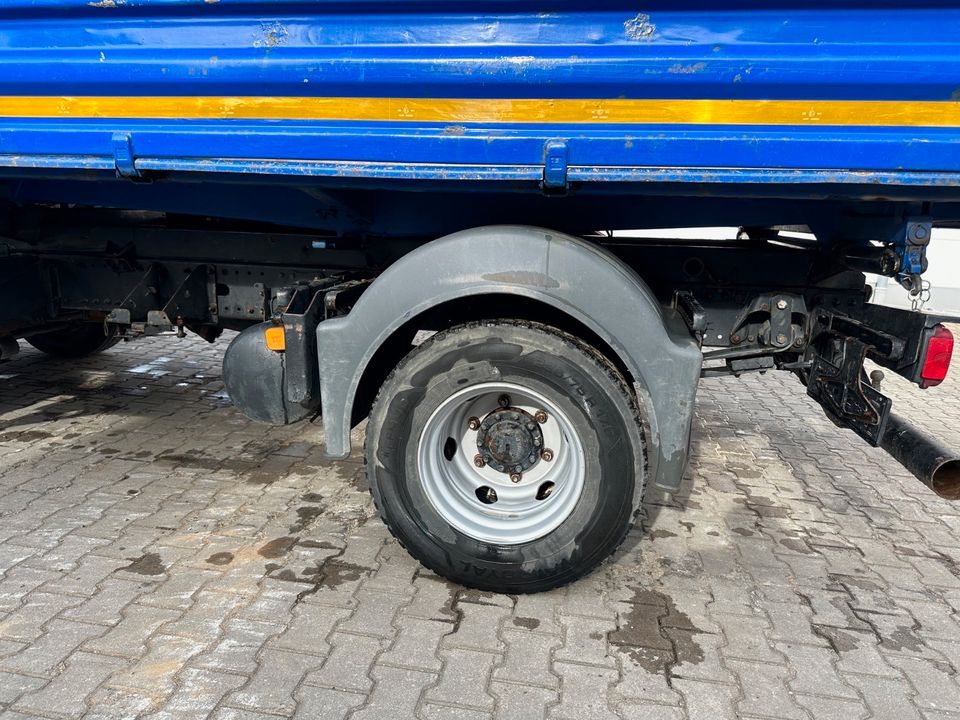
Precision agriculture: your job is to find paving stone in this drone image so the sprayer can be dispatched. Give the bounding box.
[842,673,924,720]
[226,648,325,715]
[421,703,493,720]
[336,588,408,639]
[84,687,156,720]
[440,596,511,653]
[268,602,351,655]
[303,632,385,693]
[192,617,284,675]
[83,604,183,659]
[725,658,808,719]
[0,670,47,706]
[12,651,129,719]
[0,592,85,642]
[293,686,365,720]
[62,577,151,626]
[795,694,869,720]
[379,616,449,672]
[493,628,561,689]
[427,648,498,710]
[775,641,859,699]
[350,664,435,720]
[146,667,247,720]
[161,590,245,641]
[490,681,556,720]
[402,575,459,622]
[553,615,616,668]
[814,625,901,677]
[885,654,960,712]
[549,662,619,720]
[0,618,107,677]
[712,613,783,663]
[105,633,208,701]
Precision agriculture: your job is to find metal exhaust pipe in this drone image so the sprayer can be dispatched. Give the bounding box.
[881,414,960,500]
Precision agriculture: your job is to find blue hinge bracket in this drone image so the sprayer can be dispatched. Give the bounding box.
[894,218,931,295]
[112,133,140,179]
[542,140,568,194]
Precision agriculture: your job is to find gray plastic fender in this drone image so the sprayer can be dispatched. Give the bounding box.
[315,225,702,491]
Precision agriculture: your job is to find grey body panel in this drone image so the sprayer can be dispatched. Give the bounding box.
[315,225,702,491]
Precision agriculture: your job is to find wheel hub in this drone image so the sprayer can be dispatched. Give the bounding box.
[476,407,543,474]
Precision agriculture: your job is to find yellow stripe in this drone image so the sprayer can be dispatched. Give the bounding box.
[1,96,959,126]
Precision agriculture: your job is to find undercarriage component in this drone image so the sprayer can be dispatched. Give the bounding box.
[806,336,892,445]
[881,414,960,500]
[26,322,120,359]
[222,321,316,425]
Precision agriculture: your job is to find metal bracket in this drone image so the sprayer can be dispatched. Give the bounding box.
[674,290,707,344]
[730,292,806,350]
[542,140,569,193]
[893,218,931,295]
[807,336,892,446]
[111,133,140,179]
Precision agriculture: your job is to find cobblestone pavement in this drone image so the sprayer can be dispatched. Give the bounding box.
[1,327,959,720]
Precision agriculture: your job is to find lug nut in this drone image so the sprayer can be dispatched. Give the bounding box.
[473,454,486,468]
[510,473,522,483]
[467,416,480,430]
[534,410,547,424]
[498,394,511,407]
[541,449,554,462]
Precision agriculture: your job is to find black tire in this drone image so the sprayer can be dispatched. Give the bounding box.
[26,323,120,359]
[365,320,646,593]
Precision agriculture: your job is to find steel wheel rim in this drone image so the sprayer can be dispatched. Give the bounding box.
[417,381,586,545]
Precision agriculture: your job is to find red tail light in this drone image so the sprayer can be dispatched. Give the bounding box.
[920,324,954,389]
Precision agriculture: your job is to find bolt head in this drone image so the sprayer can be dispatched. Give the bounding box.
[467,417,480,431]
[473,454,485,468]
[541,449,554,462]
[534,410,548,424]
[498,394,511,408]
[730,334,742,345]
[776,299,788,310]
[510,473,522,483]
[776,333,788,344]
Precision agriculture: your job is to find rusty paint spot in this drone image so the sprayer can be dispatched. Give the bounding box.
[206,552,234,566]
[513,616,540,630]
[667,62,706,75]
[120,553,165,576]
[258,536,297,558]
[624,12,656,40]
[254,22,289,49]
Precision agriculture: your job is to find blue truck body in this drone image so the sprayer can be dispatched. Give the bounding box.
[1,2,960,221]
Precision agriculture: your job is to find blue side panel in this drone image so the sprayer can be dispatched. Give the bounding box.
[0,2,959,189]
